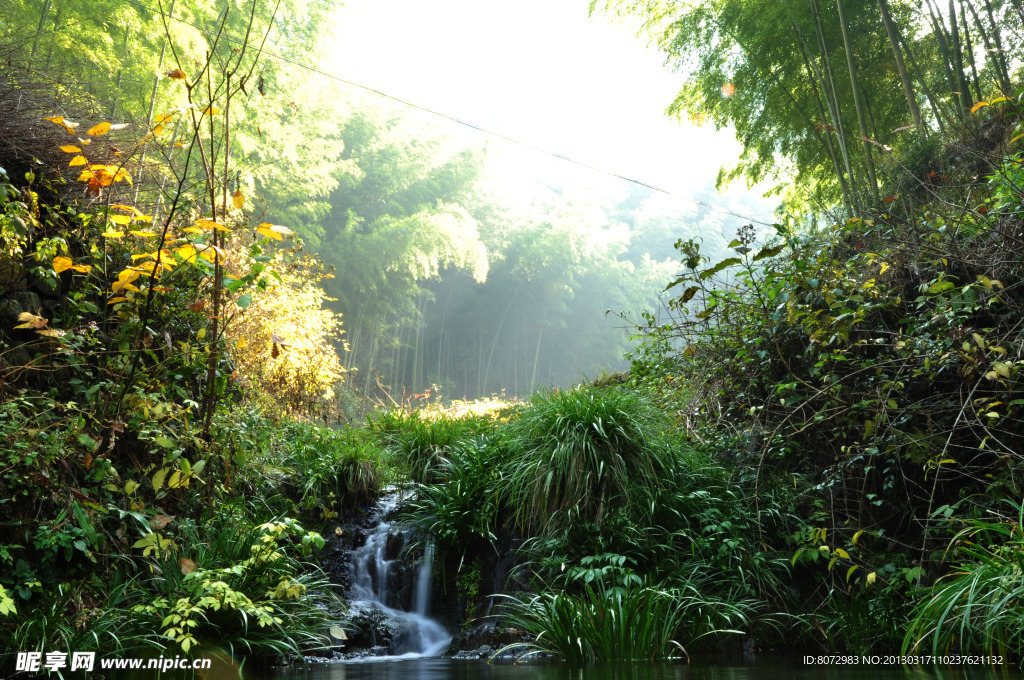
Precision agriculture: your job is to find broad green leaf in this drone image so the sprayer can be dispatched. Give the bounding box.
[152,468,168,491]
[699,257,742,280]
[752,244,785,261]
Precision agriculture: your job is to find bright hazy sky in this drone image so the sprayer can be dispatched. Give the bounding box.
[323,0,773,217]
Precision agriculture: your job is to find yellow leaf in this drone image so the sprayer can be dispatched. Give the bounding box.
[14,312,47,329]
[77,137,91,146]
[87,122,112,136]
[256,223,294,240]
[37,329,66,338]
[990,96,1009,105]
[970,101,989,114]
[152,468,168,491]
[60,145,81,153]
[866,572,877,585]
[53,256,73,273]
[44,116,64,124]
[834,548,850,560]
[153,123,165,136]
[77,170,95,182]
[107,297,130,304]
[130,230,159,237]
[182,226,204,234]
[233,191,244,210]
[70,264,92,273]
[202,107,220,115]
[112,281,141,294]
[846,565,859,582]
[166,69,188,80]
[852,529,864,545]
[1011,133,1024,145]
[109,214,132,225]
[69,155,88,167]
[101,231,125,238]
[110,204,142,215]
[176,244,199,262]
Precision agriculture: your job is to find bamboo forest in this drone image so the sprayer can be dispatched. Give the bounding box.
[1,0,1024,678]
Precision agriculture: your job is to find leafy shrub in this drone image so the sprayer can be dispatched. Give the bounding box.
[132,515,328,657]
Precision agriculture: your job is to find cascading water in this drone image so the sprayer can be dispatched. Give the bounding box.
[348,492,450,657]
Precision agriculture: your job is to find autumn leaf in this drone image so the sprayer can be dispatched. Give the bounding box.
[202,107,220,115]
[166,69,188,80]
[69,156,87,167]
[256,223,294,240]
[14,312,47,329]
[101,231,125,239]
[44,116,65,124]
[970,101,989,114]
[53,256,74,273]
[86,122,112,136]
[180,558,196,575]
[109,214,132,225]
[107,297,129,304]
[233,190,244,210]
[60,145,81,153]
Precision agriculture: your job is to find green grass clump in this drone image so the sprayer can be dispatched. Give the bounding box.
[504,386,665,532]
[497,575,758,663]
[904,502,1024,660]
[371,408,489,484]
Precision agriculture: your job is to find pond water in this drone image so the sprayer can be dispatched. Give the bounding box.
[267,657,1022,680]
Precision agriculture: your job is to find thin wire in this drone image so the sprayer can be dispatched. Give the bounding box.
[120,0,775,227]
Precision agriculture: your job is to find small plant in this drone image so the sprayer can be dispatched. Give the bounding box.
[497,577,691,662]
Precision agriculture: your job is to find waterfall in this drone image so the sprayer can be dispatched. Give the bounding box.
[348,492,450,657]
[414,542,434,617]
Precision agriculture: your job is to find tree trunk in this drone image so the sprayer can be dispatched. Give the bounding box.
[810,0,860,210]
[796,29,853,213]
[836,0,879,200]
[30,0,52,60]
[947,0,973,111]
[959,3,982,103]
[877,0,922,128]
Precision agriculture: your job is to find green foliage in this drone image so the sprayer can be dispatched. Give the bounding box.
[401,433,513,558]
[371,408,488,484]
[132,514,328,656]
[904,500,1024,660]
[504,386,665,532]
[497,573,757,662]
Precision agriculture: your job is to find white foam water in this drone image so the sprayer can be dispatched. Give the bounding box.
[348,493,450,657]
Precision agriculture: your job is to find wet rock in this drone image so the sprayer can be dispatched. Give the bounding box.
[343,606,396,651]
